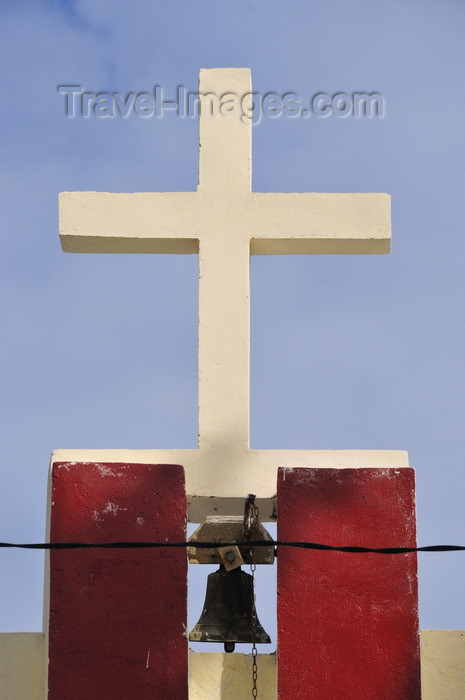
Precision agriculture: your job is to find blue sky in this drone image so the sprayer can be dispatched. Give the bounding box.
[1,0,464,641]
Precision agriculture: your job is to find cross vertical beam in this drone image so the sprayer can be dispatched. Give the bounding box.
[198,229,251,451]
[197,68,252,450]
[198,68,251,194]
[197,69,252,450]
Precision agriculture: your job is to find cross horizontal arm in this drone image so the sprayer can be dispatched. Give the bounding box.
[60,190,390,255]
[59,191,200,253]
[249,192,391,255]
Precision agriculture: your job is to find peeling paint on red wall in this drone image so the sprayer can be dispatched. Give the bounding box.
[277,467,421,699]
[48,462,188,700]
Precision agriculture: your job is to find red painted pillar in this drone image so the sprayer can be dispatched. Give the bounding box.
[48,462,188,700]
[277,467,421,699]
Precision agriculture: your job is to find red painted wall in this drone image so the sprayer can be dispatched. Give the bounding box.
[277,467,421,699]
[48,462,188,700]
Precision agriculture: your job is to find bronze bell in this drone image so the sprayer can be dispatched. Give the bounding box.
[189,565,271,653]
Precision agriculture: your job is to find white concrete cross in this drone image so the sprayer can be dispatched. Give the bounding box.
[57,68,407,521]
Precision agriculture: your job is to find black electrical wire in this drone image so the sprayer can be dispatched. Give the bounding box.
[0,540,464,553]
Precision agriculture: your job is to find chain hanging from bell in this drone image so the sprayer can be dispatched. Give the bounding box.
[188,564,271,653]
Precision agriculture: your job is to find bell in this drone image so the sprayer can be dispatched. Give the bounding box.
[189,565,272,653]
